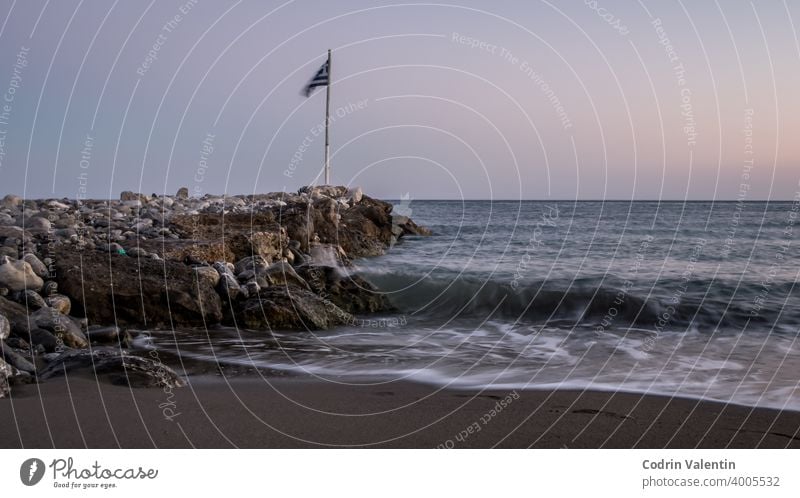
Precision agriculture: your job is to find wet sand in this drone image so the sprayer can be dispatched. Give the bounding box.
[1,376,799,448]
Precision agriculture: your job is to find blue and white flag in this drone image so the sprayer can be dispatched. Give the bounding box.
[302,60,329,97]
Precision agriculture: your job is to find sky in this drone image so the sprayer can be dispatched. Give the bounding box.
[0,0,798,200]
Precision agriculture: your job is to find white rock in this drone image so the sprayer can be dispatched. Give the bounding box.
[0,257,45,292]
[46,200,70,209]
[347,186,363,204]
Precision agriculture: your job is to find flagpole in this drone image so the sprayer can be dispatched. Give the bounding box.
[324,49,332,185]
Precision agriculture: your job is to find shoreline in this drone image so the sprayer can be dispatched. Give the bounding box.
[2,376,798,448]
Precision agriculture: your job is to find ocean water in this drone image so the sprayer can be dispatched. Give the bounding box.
[140,200,800,410]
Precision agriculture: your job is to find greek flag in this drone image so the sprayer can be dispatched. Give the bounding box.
[303,61,329,97]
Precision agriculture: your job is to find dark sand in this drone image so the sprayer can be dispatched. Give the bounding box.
[1,376,799,448]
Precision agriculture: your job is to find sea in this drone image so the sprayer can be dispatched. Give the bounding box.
[138,200,800,411]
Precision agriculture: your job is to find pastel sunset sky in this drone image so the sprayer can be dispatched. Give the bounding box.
[0,0,797,200]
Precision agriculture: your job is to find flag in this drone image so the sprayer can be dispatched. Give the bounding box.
[302,60,329,97]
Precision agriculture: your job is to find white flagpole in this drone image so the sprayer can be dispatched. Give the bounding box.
[324,49,332,185]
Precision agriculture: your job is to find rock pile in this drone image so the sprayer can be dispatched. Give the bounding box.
[0,186,429,397]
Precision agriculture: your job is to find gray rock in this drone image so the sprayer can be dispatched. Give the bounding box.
[0,297,28,335]
[176,187,189,199]
[22,253,49,278]
[55,248,223,328]
[0,226,27,246]
[193,266,220,288]
[262,261,309,289]
[0,341,36,373]
[29,307,89,349]
[234,255,268,276]
[0,256,44,292]
[39,348,185,388]
[86,325,126,344]
[26,216,51,232]
[214,262,241,300]
[236,269,257,283]
[27,328,60,353]
[289,248,310,266]
[125,246,149,258]
[238,287,348,330]
[12,289,48,311]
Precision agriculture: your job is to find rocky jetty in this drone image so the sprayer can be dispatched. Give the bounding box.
[0,186,429,397]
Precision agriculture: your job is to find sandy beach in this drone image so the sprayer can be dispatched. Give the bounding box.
[2,376,798,448]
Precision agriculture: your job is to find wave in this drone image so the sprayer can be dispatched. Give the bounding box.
[359,270,800,331]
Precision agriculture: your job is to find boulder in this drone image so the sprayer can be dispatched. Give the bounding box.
[214,263,242,301]
[86,326,129,346]
[192,266,220,288]
[0,225,28,243]
[261,261,310,289]
[234,255,269,276]
[22,253,49,278]
[0,297,29,336]
[336,196,396,257]
[54,248,223,328]
[237,287,348,330]
[313,197,340,227]
[27,328,60,352]
[0,257,44,292]
[0,246,17,259]
[39,348,185,388]
[12,289,48,311]
[25,216,51,232]
[0,341,36,373]
[29,307,88,349]
[297,265,392,314]
[1,194,22,209]
[176,187,189,199]
[125,247,150,259]
[392,214,432,236]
